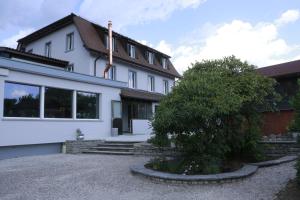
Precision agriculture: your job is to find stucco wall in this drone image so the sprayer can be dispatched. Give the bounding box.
[25,24,92,75]
[95,58,175,94]
[0,68,121,147]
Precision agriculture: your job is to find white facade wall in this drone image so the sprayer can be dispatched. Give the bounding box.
[25,24,92,75]
[0,68,121,147]
[94,58,175,94]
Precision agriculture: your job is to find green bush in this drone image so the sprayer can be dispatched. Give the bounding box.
[151,56,279,170]
[289,79,300,132]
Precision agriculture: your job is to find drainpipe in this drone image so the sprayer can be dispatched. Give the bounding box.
[103,20,113,79]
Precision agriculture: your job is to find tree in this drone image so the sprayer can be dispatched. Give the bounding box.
[151,56,278,173]
[289,79,300,133]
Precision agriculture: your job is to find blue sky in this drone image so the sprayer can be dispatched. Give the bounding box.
[0,0,300,73]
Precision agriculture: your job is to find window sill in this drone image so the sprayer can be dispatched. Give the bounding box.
[2,117,103,122]
[65,49,74,53]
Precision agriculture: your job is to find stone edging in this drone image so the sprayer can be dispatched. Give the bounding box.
[130,155,297,184]
[250,155,298,167]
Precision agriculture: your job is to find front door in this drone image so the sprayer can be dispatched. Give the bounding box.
[112,101,122,135]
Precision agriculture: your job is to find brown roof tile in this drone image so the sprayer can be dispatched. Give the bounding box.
[257,60,300,78]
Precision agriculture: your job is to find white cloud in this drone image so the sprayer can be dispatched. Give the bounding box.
[168,10,300,74]
[79,0,206,30]
[275,9,300,26]
[156,40,173,56]
[11,89,29,98]
[0,28,35,48]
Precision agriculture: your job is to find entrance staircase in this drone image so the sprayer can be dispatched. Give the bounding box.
[82,141,138,155]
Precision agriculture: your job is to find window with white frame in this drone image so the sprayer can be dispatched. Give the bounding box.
[3,82,40,117]
[162,57,167,69]
[105,34,116,51]
[128,71,137,88]
[66,32,74,51]
[65,64,74,72]
[148,51,154,64]
[148,75,155,92]
[45,42,51,57]
[108,65,116,80]
[127,44,136,58]
[3,81,101,120]
[163,80,169,94]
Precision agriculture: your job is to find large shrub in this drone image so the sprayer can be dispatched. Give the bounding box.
[289,79,300,133]
[151,56,278,172]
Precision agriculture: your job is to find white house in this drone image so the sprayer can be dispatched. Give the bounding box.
[0,14,180,159]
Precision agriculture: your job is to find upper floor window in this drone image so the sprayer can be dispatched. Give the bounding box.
[105,34,116,52]
[108,65,116,80]
[148,75,155,92]
[162,57,167,69]
[66,32,74,51]
[128,70,137,88]
[163,80,169,94]
[45,42,51,57]
[4,82,40,118]
[147,51,154,64]
[127,44,136,59]
[65,64,74,72]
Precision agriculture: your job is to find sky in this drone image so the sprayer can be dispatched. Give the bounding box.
[0,0,300,74]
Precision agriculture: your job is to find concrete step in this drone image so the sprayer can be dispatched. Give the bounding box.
[97,143,134,148]
[82,150,134,155]
[89,147,134,151]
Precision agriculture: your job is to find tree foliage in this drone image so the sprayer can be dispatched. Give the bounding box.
[289,79,300,132]
[151,56,278,171]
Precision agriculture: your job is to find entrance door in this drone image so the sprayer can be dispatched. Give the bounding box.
[112,101,122,135]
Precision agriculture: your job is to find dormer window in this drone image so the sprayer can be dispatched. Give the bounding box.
[147,51,154,64]
[127,44,136,59]
[105,34,116,52]
[162,57,167,69]
[45,42,51,57]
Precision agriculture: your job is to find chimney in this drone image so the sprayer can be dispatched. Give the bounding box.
[103,20,113,79]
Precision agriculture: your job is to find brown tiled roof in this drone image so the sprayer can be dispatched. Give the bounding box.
[256,60,300,78]
[120,88,164,102]
[18,13,181,78]
[0,47,69,68]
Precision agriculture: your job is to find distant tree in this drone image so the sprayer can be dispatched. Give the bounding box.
[289,79,300,133]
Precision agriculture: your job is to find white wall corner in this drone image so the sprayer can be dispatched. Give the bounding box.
[0,68,9,77]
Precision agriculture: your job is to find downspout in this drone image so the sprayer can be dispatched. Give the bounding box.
[103,20,113,79]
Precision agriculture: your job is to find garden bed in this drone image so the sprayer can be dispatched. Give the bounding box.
[130,156,297,184]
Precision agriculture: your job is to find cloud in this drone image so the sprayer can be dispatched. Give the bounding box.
[0,28,35,48]
[168,10,300,74]
[79,0,206,30]
[275,9,300,26]
[156,40,173,56]
[11,89,29,98]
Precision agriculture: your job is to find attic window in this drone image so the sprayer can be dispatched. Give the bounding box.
[162,57,167,69]
[147,51,154,65]
[127,44,136,59]
[45,42,51,58]
[66,32,74,51]
[105,34,116,52]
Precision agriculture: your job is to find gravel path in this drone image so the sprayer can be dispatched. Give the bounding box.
[0,154,296,200]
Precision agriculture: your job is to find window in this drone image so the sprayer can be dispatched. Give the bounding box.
[148,75,155,92]
[4,82,40,117]
[27,49,33,53]
[66,32,74,51]
[163,80,169,94]
[65,64,74,72]
[128,71,137,88]
[44,87,72,118]
[45,42,51,57]
[127,44,136,58]
[76,92,99,119]
[108,65,116,80]
[105,35,116,51]
[162,57,167,69]
[147,52,154,64]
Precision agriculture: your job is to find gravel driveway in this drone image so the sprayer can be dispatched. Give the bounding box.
[0,154,296,200]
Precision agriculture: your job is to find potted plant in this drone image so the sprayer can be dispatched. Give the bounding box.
[76,129,84,141]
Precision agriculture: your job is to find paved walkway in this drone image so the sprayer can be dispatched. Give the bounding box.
[0,154,296,200]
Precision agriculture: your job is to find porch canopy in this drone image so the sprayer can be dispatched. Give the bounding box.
[120,88,164,102]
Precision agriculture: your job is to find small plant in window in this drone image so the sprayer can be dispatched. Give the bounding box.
[76,129,84,140]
